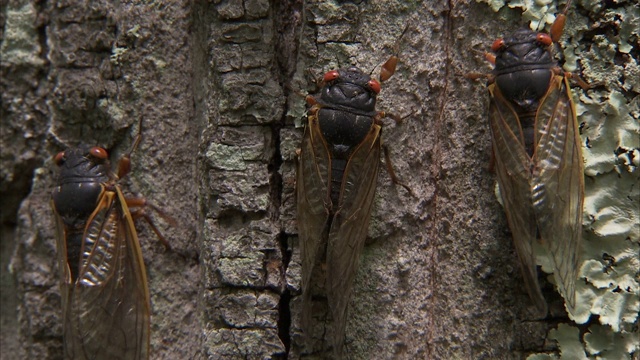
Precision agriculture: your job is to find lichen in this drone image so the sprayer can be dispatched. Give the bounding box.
[0,2,45,66]
[476,0,640,357]
[110,46,128,66]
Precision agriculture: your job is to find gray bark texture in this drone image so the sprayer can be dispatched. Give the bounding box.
[2,0,632,359]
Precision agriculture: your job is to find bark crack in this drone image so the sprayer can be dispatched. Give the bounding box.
[270,0,304,357]
[426,1,455,357]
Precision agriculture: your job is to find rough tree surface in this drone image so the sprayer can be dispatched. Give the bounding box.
[2,0,637,359]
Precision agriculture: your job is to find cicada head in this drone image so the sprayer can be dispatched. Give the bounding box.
[318,67,381,113]
[54,146,113,184]
[492,29,555,75]
[491,29,557,113]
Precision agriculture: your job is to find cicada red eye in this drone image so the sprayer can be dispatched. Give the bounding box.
[368,79,381,94]
[54,152,66,166]
[491,38,505,52]
[323,70,340,82]
[537,33,553,46]
[89,147,108,160]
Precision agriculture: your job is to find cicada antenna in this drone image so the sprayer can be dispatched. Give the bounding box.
[560,0,573,16]
[379,25,409,83]
[550,0,573,42]
[48,129,72,152]
[368,63,376,77]
[127,117,144,157]
[394,25,410,54]
[116,116,143,180]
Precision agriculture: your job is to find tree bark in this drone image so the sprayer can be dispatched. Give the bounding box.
[2,0,638,359]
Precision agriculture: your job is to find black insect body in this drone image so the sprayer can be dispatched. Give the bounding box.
[52,136,153,360]
[314,68,383,205]
[483,5,584,318]
[297,55,402,356]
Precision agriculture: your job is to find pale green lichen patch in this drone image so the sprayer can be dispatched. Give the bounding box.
[110,46,128,66]
[583,174,640,241]
[505,0,559,29]
[595,290,639,332]
[288,94,308,128]
[584,324,639,359]
[205,142,265,170]
[549,324,588,359]
[582,251,639,290]
[97,98,126,129]
[0,2,45,66]
[573,266,638,330]
[476,0,509,12]
[528,323,639,359]
[526,354,558,360]
[578,89,639,177]
[148,55,167,69]
[206,143,248,170]
[477,0,560,26]
[584,323,613,355]
[615,5,639,54]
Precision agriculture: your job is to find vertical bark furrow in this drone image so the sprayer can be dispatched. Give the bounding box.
[199,0,287,358]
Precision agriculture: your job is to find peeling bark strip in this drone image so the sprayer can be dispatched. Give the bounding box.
[198,0,288,358]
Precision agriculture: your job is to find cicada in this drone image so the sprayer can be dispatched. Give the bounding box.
[297,49,405,355]
[51,132,157,359]
[481,2,584,317]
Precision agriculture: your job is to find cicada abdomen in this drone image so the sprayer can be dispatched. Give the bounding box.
[485,2,584,318]
[52,139,151,360]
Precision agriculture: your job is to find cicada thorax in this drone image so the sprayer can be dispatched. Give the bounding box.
[492,29,558,156]
[52,146,115,282]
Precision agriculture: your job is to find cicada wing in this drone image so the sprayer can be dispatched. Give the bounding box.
[532,75,584,314]
[114,186,151,359]
[488,84,548,318]
[326,124,382,355]
[52,200,72,322]
[297,115,332,333]
[64,189,150,360]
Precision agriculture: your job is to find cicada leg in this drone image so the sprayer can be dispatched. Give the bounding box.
[126,196,173,251]
[381,145,413,196]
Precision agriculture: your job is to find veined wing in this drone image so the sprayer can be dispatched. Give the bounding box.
[488,83,548,318]
[532,75,584,315]
[63,188,150,360]
[326,123,382,355]
[297,115,332,333]
[53,199,72,325]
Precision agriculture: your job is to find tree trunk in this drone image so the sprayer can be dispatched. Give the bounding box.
[2,0,638,359]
